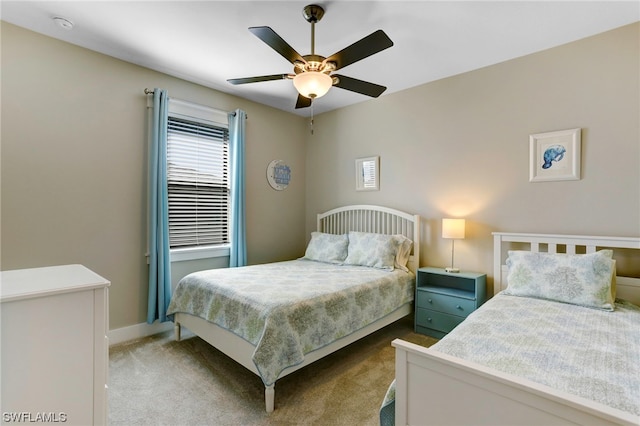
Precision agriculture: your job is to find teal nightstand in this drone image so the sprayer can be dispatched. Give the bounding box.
[414,267,487,338]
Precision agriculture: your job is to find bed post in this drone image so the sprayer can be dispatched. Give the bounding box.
[265,384,275,413]
[493,233,503,295]
[393,339,409,425]
[174,321,181,342]
[412,214,420,273]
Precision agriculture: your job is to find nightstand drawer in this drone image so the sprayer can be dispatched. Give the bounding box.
[415,308,464,333]
[417,290,475,317]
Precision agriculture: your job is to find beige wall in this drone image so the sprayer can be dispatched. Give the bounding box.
[1,23,308,329]
[305,23,640,287]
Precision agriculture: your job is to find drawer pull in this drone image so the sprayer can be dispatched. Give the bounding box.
[456,305,462,310]
[428,299,433,303]
[427,318,432,322]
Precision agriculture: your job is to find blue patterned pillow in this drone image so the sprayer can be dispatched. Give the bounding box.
[344,232,402,271]
[504,250,615,311]
[303,232,348,264]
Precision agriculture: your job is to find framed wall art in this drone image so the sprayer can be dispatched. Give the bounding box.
[355,156,379,191]
[529,128,581,182]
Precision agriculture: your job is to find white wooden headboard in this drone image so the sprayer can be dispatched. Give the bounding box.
[317,205,420,274]
[493,232,640,306]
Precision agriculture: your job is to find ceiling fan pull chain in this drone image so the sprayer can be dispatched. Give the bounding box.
[310,102,314,135]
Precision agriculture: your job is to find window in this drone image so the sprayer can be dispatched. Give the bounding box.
[166,100,229,253]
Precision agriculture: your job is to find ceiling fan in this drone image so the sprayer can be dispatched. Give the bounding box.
[227,4,394,109]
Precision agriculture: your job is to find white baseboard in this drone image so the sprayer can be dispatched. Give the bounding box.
[109,320,174,346]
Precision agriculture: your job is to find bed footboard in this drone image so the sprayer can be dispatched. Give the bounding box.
[392,339,639,426]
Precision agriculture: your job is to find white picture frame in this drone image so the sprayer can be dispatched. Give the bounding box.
[529,128,581,182]
[355,156,379,191]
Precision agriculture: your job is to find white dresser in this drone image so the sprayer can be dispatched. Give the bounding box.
[1,264,110,425]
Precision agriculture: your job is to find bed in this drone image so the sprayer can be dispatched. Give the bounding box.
[167,204,420,412]
[386,232,640,426]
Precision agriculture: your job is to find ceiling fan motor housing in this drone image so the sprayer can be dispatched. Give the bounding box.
[294,55,336,75]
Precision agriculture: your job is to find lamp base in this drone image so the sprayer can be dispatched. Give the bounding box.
[445,267,460,273]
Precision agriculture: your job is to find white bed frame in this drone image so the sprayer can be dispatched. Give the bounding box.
[393,232,640,426]
[173,205,420,412]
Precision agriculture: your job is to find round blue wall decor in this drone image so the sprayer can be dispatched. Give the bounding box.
[266,160,291,191]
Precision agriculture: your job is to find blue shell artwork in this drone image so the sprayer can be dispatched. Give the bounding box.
[542,145,566,169]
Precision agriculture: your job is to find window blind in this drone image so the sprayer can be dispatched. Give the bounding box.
[167,116,229,249]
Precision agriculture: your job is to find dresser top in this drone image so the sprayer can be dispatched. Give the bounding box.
[0,264,110,302]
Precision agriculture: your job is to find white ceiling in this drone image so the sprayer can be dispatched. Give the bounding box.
[2,1,638,117]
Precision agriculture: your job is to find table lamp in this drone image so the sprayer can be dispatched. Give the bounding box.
[442,218,465,273]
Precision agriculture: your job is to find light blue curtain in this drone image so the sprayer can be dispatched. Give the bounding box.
[147,88,172,323]
[228,109,247,267]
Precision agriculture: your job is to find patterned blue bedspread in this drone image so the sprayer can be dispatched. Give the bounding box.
[167,259,415,386]
[380,294,640,424]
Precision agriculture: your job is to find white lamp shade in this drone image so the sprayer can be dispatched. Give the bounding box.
[442,218,465,239]
[293,72,332,99]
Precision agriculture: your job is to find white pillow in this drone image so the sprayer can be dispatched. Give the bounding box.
[504,250,615,311]
[303,232,348,264]
[394,235,413,272]
[344,232,403,271]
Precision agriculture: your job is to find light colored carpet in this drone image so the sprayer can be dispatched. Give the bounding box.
[108,316,437,426]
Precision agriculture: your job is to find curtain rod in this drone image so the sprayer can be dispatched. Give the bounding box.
[144,88,247,118]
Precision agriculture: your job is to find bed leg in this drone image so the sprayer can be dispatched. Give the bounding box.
[174,321,181,341]
[265,384,275,413]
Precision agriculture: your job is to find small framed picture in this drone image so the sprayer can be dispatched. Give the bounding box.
[355,156,379,191]
[529,128,581,182]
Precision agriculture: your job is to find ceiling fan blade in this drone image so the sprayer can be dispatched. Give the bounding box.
[227,74,290,85]
[295,94,312,109]
[333,75,387,98]
[249,26,306,64]
[325,30,393,70]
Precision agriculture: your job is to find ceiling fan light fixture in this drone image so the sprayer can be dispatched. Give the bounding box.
[293,71,332,99]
